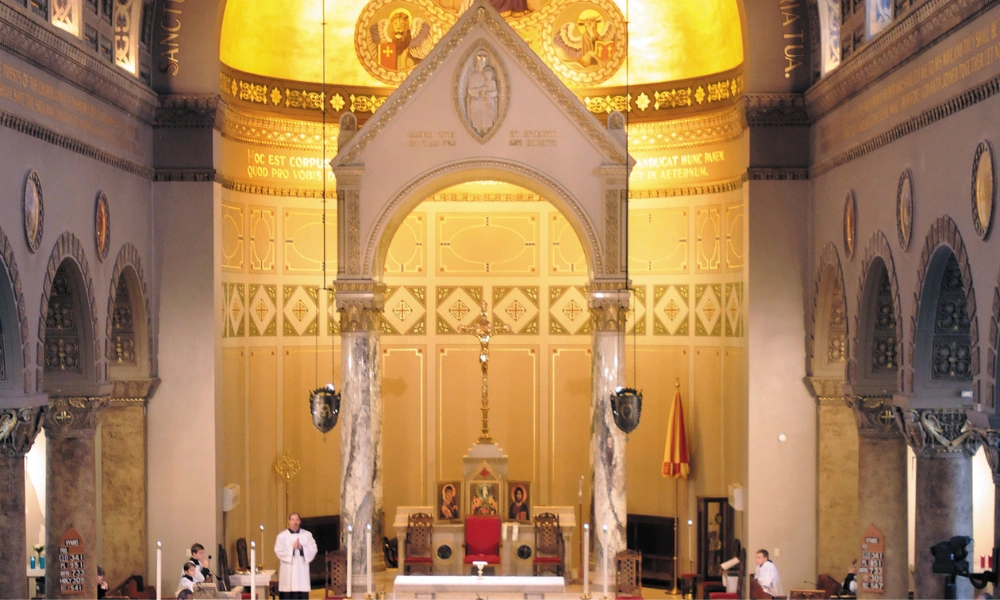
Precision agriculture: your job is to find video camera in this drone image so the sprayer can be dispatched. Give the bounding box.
[929,536,998,599]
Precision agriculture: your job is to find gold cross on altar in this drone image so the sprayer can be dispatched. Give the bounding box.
[458,301,510,444]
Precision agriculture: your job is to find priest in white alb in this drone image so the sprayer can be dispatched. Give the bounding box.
[274,512,317,599]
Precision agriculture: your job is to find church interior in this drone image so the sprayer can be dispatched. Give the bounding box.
[2,0,1000,598]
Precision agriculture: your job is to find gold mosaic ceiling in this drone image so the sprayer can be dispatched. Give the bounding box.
[219,0,744,89]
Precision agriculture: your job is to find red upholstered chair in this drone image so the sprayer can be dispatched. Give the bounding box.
[463,516,502,575]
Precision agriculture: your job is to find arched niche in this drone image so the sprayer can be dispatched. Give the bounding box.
[809,242,848,380]
[0,224,30,396]
[106,244,152,380]
[848,232,902,396]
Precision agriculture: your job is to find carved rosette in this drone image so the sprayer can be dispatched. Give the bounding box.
[847,396,900,439]
[588,285,630,333]
[335,284,385,333]
[0,407,44,457]
[43,397,108,438]
[973,429,1000,484]
[894,407,979,457]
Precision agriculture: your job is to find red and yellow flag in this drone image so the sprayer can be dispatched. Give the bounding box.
[662,387,690,478]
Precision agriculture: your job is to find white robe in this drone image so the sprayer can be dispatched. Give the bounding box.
[180,560,206,584]
[176,575,195,595]
[274,528,317,592]
[756,560,783,596]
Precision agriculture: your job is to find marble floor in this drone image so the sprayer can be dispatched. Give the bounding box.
[302,569,682,599]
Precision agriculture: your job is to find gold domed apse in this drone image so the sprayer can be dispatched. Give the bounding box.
[219,0,743,90]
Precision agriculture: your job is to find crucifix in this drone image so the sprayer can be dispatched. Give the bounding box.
[458,301,510,444]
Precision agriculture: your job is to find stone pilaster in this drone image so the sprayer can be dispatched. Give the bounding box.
[336,283,384,593]
[0,406,45,600]
[587,284,629,576]
[847,396,906,600]
[896,408,978,600]
[44,396,108,599]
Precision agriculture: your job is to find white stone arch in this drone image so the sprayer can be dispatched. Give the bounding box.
[848,231,903,395]
[106,243,153,379]
[365,158,604,282]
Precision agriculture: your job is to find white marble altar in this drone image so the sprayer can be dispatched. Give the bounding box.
[391,575,566,599]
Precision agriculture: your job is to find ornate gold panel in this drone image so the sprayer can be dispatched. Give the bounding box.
[385,213,426,275]
[222,203,245,272]
[549,213,586,275]
[249,206,277,272]
[248,284,278,337]
[283,208,338,274]
[549,286,591,335]
[695,205,721,273]
[435,286,484,334]
[627,285,646,335]
[694,284,722,337]
[652,284,689,336]
[282,285,320,336]
[492,286,539,335]
[628,208,688,274]
[325,289,341,336]
[725,202,744,271]
[724,282,743,337]
[437,213,538,275]
[225,282,246,337]
[381,286,427,335]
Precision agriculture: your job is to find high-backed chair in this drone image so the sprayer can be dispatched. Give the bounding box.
[404,512,434,575]
[532,512,565,576]
[324,550,347,599]
[615,549,643,599]
[463,515,502,575]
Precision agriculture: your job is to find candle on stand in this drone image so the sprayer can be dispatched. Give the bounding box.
[347,525,353,597]
[687,519,693,568]
[366,524,373,596]
[259,524,265,570]
[602,525,608,599]
[250,542,257,600]
[156,541,162,600]
[582,524,590,598]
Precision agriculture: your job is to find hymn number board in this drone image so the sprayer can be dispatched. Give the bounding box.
[59,528,86,595]
[859,524,885,594]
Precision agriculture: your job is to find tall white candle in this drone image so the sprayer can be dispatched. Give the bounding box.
[687,519,693,566]
[156,541,161,600]
[347,525,353,596]
[602,525,608,599]
[250,542,257,600]
[366,524,373,595]
[259,524,265,569]
[583,524,590,597]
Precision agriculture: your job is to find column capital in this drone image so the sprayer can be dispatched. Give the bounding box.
[110,377,161,405]
[973,429,1000,484]
[805,377,845,400]
[0,406,45,457]
[335,281,385,333]
[895,407,979,457]
[847,395,901,439]
[587,282,630,332]
[43,396,109,439]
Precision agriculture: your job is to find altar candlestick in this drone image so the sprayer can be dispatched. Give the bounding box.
[602,525,608,599]
[687,520,693,568]
[250,542,257,600]
[583,524,590,598]
[156,541,162,600]
[259,524,265,569]
[366,524,373,595]
[347,525,353,596]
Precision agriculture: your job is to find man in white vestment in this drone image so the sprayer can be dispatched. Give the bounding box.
[274,512,317,599]
[755,549,783,597]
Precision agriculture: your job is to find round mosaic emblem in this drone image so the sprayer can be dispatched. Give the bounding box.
[355,0,446,85]
[95,192,111,262]
[896,169,913,251]
[542,0,626,85]
[843,190,856,261]
[972,140,995,240]
[22,170,44,254]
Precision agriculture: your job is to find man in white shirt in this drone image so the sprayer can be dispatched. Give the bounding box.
[274,512,318,599]
[755,549,783,597]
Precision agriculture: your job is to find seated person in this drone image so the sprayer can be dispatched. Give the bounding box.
[177,562,197,596]
[836,561,858,598]
[187,543,212,582]
[177,590,194,600]
[96,566,109,599]
[754,549,783,597]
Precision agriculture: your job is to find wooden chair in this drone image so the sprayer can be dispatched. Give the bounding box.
[615,549,642,599]
[789,590,825,599]
[751,574,787,599]
[324,550,347,599]
[404,512,434,575]
[463,515,502,575]
[532,512,565,576]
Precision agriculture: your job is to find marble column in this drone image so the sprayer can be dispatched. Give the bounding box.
[336,283,385,593]
[897,408,978,600]
[44,396,108,600]
[0,406,45,600]
[587,285,629,578]
[847,396,906,599]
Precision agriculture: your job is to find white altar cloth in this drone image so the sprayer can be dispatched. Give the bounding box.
[392,575,566,599]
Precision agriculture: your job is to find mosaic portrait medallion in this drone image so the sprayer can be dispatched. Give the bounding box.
[95,192,111,262]
[972,140,995,240]
[355,0,446,85]
[23,170,43,254]
[896,169,912,251]
[843,190,856,261]
[542,0,626,85]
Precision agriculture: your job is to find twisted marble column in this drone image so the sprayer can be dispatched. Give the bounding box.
[0,406,45,600]
[44,396,108,599]
[848,396,907,599]
[588,285,629,577]
[897,407,978,600]
[336,284,385,592]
